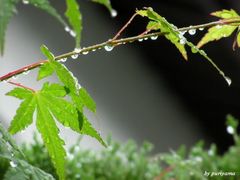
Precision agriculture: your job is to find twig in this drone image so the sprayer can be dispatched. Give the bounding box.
[7,81,35,92]
[0,16,240,82]
[112,12,138,40]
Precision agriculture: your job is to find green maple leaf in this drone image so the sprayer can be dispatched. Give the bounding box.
[137,8,188,60]
[65,0,82,48]
[197,9,239,48]
[92,0,114,15]
[0,0,19,55]
[136,8,229,83]
[7,82,84,180]
[38,45,106,146]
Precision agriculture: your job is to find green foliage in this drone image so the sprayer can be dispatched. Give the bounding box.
[21,136,162,180]
[136,8,229,83]
[0,0,66,55]
[0,123,54,180]
[28,0,66,26]
[197,9,239,48]
[92,0,113,15]
[0,0,19,55]
[7,45,105,179]
[1,115,239,180]
[137,8,188,60]
[65,0,82,48]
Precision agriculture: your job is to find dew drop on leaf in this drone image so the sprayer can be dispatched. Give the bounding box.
[188,28,196,35]
[71,54,79,59]
[10,161,17,168]
[179,38,186,45]
[65,26,70,32]
[111,9,118,18]
[150,36,158,40]
[191,46,198,53]
[227,126,234,134]
[224,76,232,86]
[104,45,114,52]
[216,25,222,29]
[70,30,76,37]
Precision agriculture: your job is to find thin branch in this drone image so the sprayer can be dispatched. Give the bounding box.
[8,81,35,92]
[0,17,240,82]
[112,12,138,40]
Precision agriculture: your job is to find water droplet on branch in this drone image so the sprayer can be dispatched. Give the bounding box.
[188,28,196,35]
[199,27,204,31]
[71,54,78,59]
[82,51,89,55]
[74,48,81,53]
[138,38,143,42]
[150,36,158,40]
[59,58,67,63]
[104,45,114,52]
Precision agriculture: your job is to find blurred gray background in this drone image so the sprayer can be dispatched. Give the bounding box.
[0,1,207,152]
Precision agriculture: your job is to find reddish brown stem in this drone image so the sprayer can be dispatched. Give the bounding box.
[112,12,138,40]
[0,60,47,81]
[8,81,35,92]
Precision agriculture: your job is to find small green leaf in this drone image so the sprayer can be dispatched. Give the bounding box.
[6,88,33,100]
[137,8,188,60]
[226,114,239,131]
[92,0,113,15]
[28,0,66,26]
[146,21,161,30]
[36,99,66,180]
[40,45,106,146]
[40,45,55,61]
[41,82,67,97]
[65,0,82,48]
[211,9,239,19]
[8,96,36,134]
[79,88,96,113]
[197,25,237,48]
[37,62,55,80]
[81,117,106,147]
[0,0,19,55]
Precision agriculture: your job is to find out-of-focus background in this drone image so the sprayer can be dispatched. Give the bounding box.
[0,0,240,153]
